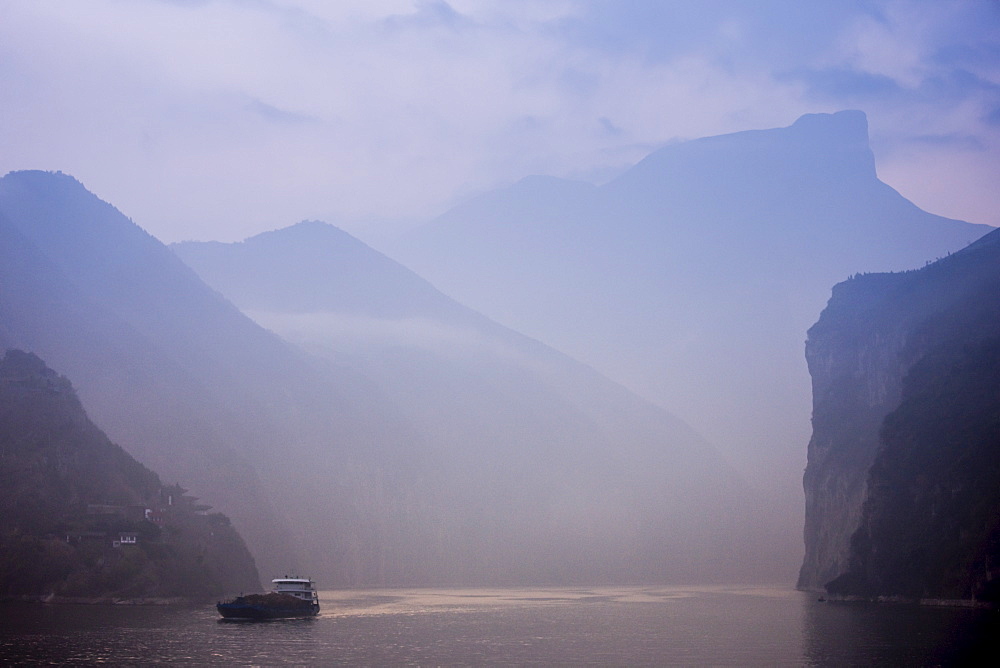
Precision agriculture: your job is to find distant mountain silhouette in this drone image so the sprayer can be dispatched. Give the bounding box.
[0,170,417,583]
[174,221,795,583]
[392,110,992,526]
[0,169,787,585]
[175,221,475,321]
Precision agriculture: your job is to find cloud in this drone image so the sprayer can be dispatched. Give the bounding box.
[381,0,472,31]
[246,310,529,364]
[0,0,997,241]
[245,98,320,125]
[784,67,901,100]
[908,133,986,151]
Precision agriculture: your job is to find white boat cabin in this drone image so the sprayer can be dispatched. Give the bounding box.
[272,577,319,603]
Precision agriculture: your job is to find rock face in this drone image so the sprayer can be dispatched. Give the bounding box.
[799,227,1000,594]
[0,349,260,600]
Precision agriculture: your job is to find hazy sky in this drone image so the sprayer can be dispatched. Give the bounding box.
[2,0,998,243]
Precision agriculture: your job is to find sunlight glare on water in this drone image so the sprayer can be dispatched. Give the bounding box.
[0,585,995,665]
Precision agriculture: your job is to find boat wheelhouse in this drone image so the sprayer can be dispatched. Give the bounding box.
[271,577,319,605]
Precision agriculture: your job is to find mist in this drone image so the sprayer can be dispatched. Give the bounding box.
[173,220,795,584]
[2,1,999,596]
[389,111,990,526]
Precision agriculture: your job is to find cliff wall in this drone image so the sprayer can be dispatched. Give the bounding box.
[799,228,1000,592]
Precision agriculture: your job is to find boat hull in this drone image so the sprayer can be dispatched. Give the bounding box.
[217,601,320,620]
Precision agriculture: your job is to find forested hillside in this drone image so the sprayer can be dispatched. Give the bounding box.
[0,350,260,600]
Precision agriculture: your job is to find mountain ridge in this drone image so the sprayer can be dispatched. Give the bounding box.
[0,170,416,583]
[390,110,992,550]
[1,168,790,585]
[174,219,796,584]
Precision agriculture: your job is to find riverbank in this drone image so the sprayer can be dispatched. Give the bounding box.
[822,594,997,610]
[2,593,196,605]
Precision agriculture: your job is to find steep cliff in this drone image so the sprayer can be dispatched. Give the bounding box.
[0,349,260,600]
[799,227,1000,593]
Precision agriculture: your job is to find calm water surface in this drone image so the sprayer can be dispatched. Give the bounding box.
[1,585,996,665]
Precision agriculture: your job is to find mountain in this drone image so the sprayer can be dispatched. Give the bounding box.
[0,170,421,584]
[799,227,1000,596]
[0,169,782,585]
[173,221,477,322]
[173,221,793,583]
[0,349,260,600]
[391,110,992,513]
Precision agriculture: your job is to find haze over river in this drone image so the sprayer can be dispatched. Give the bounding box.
[1,585,996,665]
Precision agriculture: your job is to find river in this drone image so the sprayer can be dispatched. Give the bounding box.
[1,585,996,665]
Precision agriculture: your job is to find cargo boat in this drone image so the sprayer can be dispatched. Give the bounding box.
[217,577,320,619]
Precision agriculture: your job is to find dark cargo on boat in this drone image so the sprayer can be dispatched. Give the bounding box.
[217,577,320,619]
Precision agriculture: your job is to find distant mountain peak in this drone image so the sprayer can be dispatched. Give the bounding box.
[173,220,479,321]
[611,108,878,194]
[790,109,869,142]
[3,168,83,185]
[0,170,108,212]
[787,109,872,162]
[240,219,354,248]
[268,219,336,236]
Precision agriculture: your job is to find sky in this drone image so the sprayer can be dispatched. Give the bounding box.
[1,0,999,243]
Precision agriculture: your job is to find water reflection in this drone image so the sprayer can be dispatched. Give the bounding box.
[0,586,995,665]
[804,597,1000,666]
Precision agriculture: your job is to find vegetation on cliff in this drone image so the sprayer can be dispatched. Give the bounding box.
[0,349,260,600]
[828,336,1000,601]
[819,228,1000,601]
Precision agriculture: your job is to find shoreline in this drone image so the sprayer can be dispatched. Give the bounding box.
[1,594,201,606]
[820,593,997,610]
